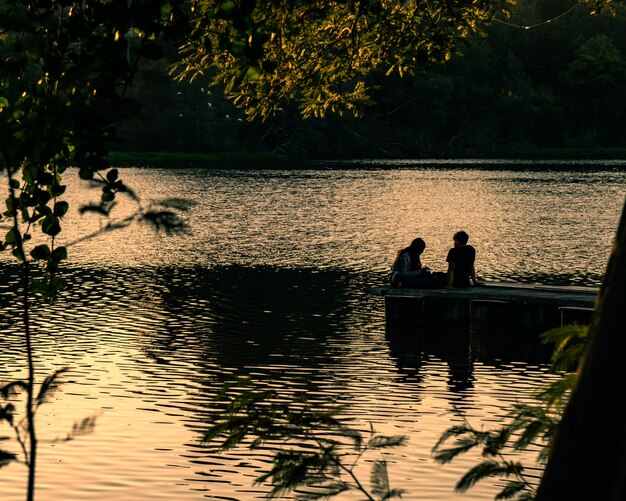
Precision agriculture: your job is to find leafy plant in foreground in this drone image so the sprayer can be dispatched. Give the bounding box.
[432,323,588,500]
[0,2,191,498]
[0,369,97,468]
[203,377,406,500]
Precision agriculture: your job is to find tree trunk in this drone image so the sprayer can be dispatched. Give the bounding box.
[536,197,626,501]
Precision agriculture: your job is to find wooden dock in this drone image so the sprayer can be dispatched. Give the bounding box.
[370,281,599,335]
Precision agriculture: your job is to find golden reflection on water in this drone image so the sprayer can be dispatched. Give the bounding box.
[0,163,624,499]
[26,166,620,284]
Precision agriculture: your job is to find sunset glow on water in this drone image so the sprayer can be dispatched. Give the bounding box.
[1,161,624,499]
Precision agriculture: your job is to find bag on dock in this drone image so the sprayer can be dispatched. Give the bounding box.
[414,271,447,289]
[390,270,447,289]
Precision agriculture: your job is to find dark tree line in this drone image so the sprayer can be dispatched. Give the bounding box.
[117,0,626,158]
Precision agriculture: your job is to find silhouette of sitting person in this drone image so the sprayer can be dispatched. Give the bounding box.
[390,238,427,288]
[446,230,482,288]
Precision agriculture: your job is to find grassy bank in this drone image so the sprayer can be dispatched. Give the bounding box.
[489,144,626,160]
[107,147,626,168]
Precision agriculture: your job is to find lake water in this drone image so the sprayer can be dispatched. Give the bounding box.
[1,160,625,500]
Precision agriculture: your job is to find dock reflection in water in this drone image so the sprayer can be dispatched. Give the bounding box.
[0,263,560,500]
[1,163,618,500]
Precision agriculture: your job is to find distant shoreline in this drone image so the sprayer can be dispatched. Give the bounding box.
[106,150,290,168]
[106,148,626,168]
[490,145,626,160]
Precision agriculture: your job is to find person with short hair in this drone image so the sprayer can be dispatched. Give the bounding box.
[446,230,481,288]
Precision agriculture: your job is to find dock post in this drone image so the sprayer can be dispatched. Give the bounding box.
[385,296,425,338]
[470,300,561,335]
[423,297,469,327]
[470,300,526,335]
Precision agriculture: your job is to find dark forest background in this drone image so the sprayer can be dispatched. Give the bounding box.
[115,0,626,159]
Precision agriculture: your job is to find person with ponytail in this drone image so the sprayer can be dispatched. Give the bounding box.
[390,237,427,288]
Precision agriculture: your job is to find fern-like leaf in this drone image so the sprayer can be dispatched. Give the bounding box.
[432,424,475,451]
[368,435,407,449]
[495,480,530,500]
[141,210,188,235]
[157,198,195,211]
[0,449,17,468]
[62,416,97,441]
[432,436,480,464]
[456,460,515,492]
[541,323,588,372]
[0,380,28,398]
[483,427,511,457]
[535,373,577,410]
[257,450,333,498]
[383,489,406,500]
[36,368,69,407]
[296,481,350,499]
[371,460,390,497]
[0,404,16,426]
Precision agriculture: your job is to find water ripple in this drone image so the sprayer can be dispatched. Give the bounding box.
[1,165,618,499]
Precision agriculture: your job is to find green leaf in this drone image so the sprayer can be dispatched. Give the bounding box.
[42,214,61,236]
[53,201,69,217]
[4,227,19,245]
[48,275,65,299]
[38,172,54,185]
[257,450,328,497]
[36,189,52,206]
[31,274,65,300]
[52,246,67,262]
[4,195,14,217]
[245,66,261,82]
[0,97,8,109]
[22,164,38,184]
[231,40,246,57]
[21,207,30,224]
[31,278,48,295]
[541,324,588,372]
[101,191,115,203]
[49,182,66,197]
[78,167,93,180]
[219,1,236,19]
[42,13,59,32]
[106,169,119,183]
[30,244,52,260]
[31,204,51,222]
[483,428,511,456]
